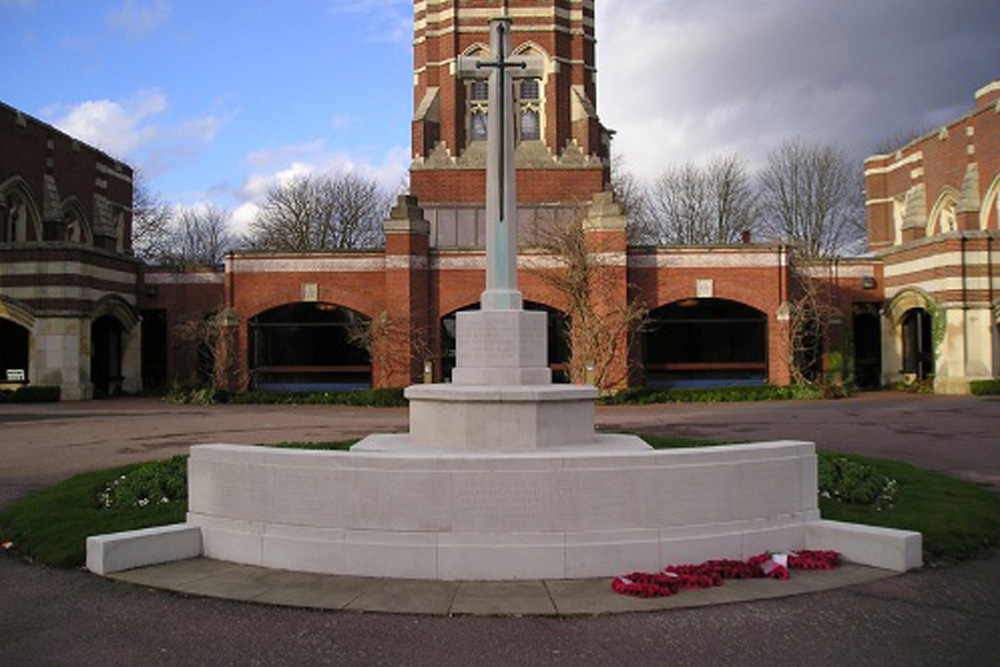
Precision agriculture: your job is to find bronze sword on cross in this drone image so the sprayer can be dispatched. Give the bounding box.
[456,18,544,311]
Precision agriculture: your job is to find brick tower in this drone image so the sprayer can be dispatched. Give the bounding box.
[410,0,611,246]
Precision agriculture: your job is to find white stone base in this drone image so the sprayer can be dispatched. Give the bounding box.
[86,524,202,575]
[180,440,825,580]
[452,309,550,385]
[402,384,603,450]
[806,519,922,572]
[87,441,924,578]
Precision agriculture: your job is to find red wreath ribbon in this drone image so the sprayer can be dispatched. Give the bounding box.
[612,550,841,598]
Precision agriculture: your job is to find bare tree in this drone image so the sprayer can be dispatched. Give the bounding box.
[646,153,758,245]
[168,206,237,267]
[610,155,653,244]
[532,211,646,391]
[131,169,174,262]
[346,310,432,386]
[248,172,391,251]
[759,140,865,257]
[784,255,841,386]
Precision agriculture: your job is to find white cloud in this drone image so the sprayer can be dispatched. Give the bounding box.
[328,0,411,45]
[44,90,234,174]
[225,142,409,235]
[45,90,166,158]
[108,0,171,37]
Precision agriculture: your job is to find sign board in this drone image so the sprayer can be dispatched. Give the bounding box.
[6,369,26,382]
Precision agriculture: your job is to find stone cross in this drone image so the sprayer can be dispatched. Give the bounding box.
[457,17,544,311]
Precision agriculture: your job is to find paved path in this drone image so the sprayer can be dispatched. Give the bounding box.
[1,393,999,665]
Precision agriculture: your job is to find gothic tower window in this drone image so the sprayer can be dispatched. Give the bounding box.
[5,195,27,243]
[468,79,489,142]
[518,78,542,141]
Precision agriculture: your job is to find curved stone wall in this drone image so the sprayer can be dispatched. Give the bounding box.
[187,439,820,580]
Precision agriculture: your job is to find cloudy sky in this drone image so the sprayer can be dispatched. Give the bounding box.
[2,0,997,232]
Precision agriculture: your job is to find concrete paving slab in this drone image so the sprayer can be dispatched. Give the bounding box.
[109,557,244,587]
[252,575,377,610]
[166,563,274,601]
[450,581,557,616]
[344,578,460,615]
[109,557,902,615]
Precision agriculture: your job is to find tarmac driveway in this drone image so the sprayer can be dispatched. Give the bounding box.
[1,392,998,666]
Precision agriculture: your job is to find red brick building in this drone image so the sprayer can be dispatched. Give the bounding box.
[864,81,999,392]
[0,102,139,400]
[3,2,995,399]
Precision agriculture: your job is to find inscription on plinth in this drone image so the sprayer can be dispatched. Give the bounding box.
[455,310,547,370]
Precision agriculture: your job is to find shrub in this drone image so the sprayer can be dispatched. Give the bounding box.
[226,387,407,407]
[970,379,1000,396]
[600,384,829,405]
[818,455,899,510]
[96,456,188,510]
[0,386,61,403]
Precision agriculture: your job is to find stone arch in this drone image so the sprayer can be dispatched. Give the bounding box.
[461,42,489,58]
[90,296,141,397]
[0,176,43,243]
[885,287,933,326]
[926,187,959,236]
[981,172,1000,230]
[91,295,140,331]
[0,295,36,330]
[61,196,92,245]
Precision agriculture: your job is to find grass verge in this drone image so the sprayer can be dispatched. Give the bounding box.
[2,436,997,568]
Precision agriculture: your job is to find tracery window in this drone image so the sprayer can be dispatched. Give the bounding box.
[517,78,542,141]
[468,79,489,142]
[5,194,27,243]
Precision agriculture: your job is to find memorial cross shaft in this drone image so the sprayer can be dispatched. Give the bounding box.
[457,17,544,311]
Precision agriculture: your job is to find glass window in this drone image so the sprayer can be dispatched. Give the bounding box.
[470,110,488,141]
[520,108,540,141]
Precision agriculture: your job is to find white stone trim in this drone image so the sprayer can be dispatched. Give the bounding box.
[799,264,876,279]
[145,272,224,285]
[885,276,999,298]
[629,251,782,269]
[385,255,429,270]
[975,80,1000,100]
[866,197,895,207]
[1,285,137,305]
[883,251,998,278]
[0,261,136,285]
[863,152,922,176]
[229,257,386,273]
[431,255,486,270]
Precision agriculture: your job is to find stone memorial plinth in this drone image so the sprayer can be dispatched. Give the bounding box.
[86,16,923,583]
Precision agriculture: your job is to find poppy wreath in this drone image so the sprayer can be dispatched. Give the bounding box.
[612,550,841,598]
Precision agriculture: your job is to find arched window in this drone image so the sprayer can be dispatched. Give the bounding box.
[644,298,768,387]
[468,78,489,142]
[248,302,372,391]
[927,191,958,236]
[61,200,91,245]
[518,78,542,141]
[892,195,906,245]
[1,181,41,243]
[5,193,28,243]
